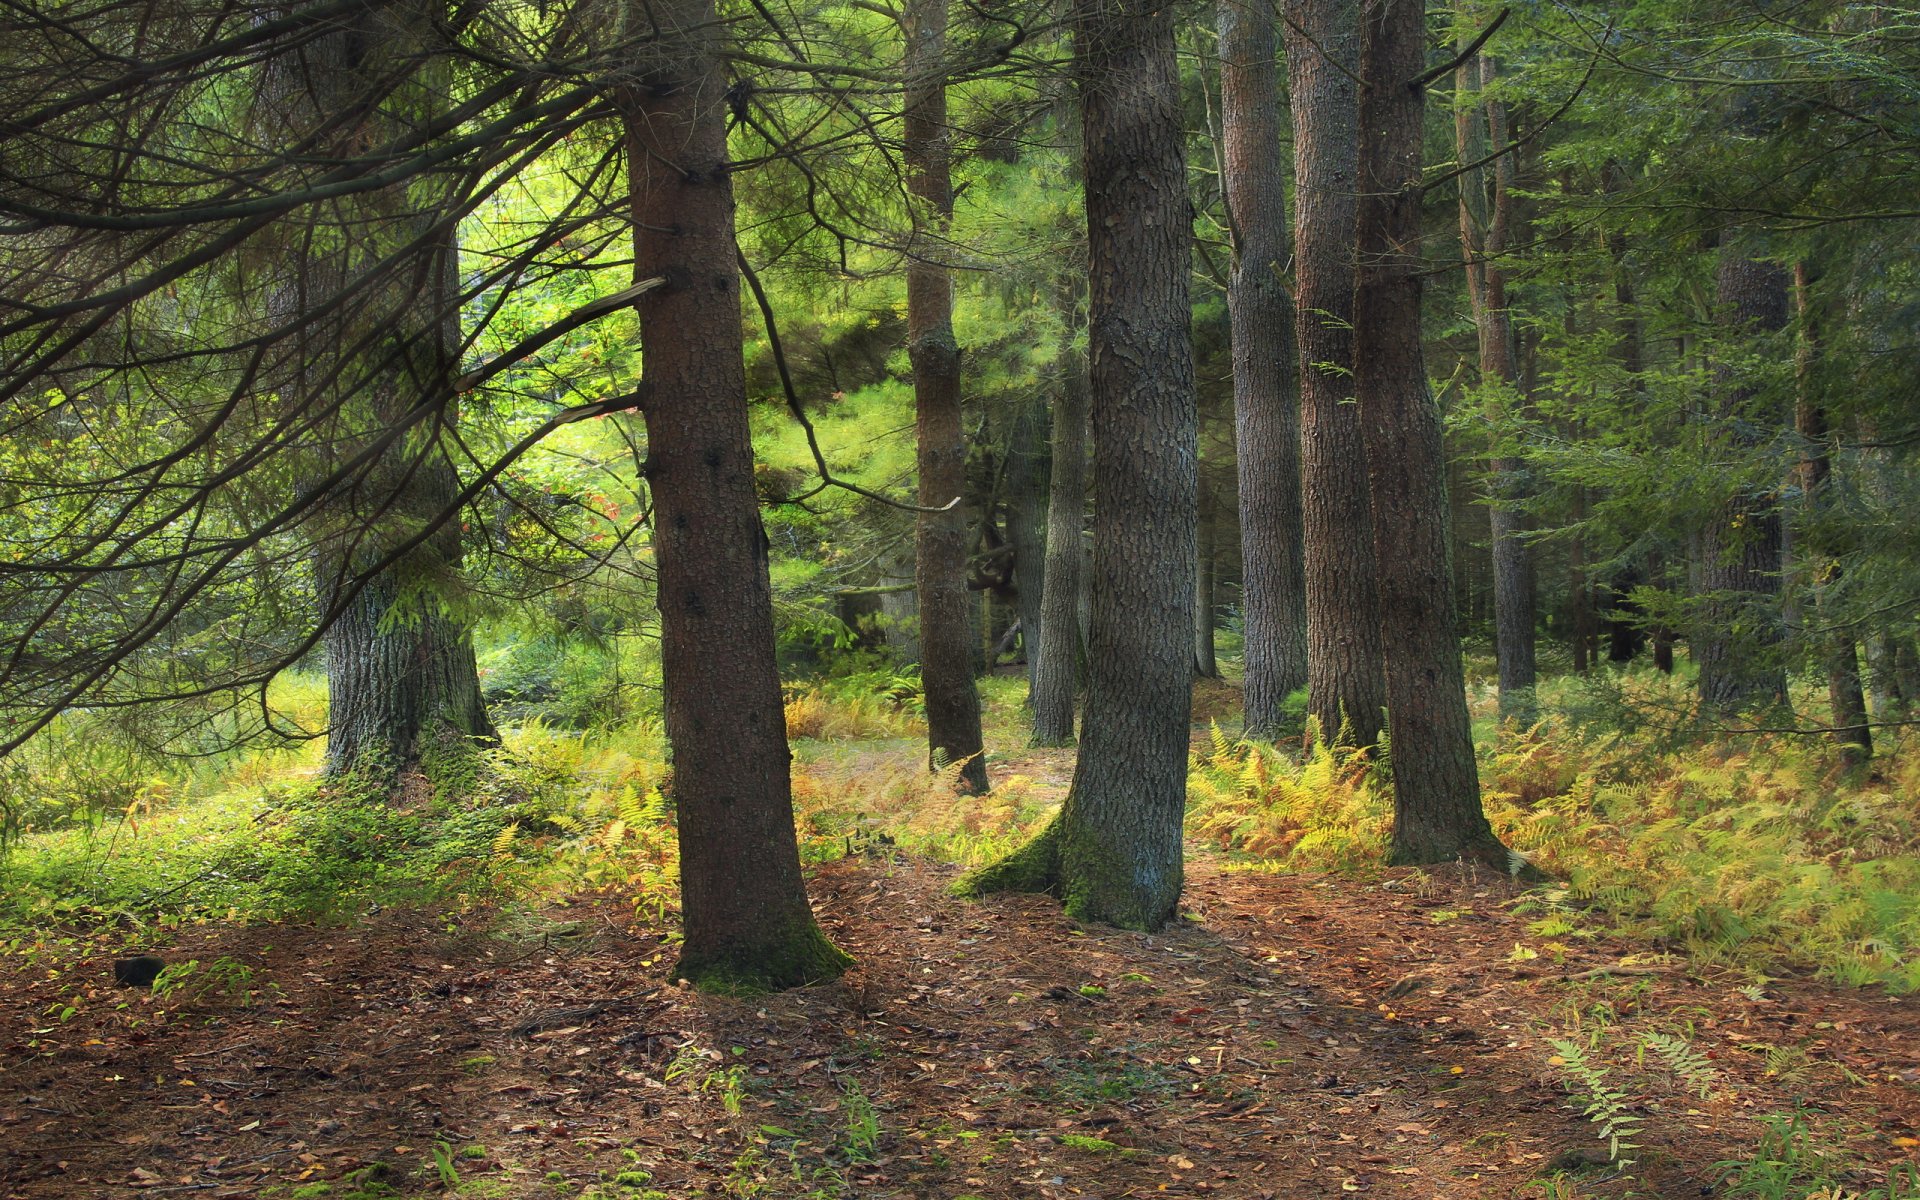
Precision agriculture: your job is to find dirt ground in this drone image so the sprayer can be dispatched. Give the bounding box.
[5,842,1919,1200]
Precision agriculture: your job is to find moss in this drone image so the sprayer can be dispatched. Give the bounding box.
[419,725,487,802]
[952,815,1062,898]
[672,918,852,995]
[1056,818,1179,931]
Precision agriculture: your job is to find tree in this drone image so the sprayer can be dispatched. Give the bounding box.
[904,0,991,794]
[1030,86,1092,749]
[1694,244,1790,716]
[1284,0,1387,748]
[1792,261,1870,763]
[960,0,1196,927]
[1353,0,1507,868]
[1452,32,1536,723]
[624,0,851,990]
[1219,0,1307,737]
[255,2,497,781]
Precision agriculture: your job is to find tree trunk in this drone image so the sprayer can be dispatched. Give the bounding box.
[1695,246,1789,715]
[1792,261,1870,762]
[1284,0,1386,748]
[1195,478,1219,678]
[259,3,495,783]
[1031,268,1090,746]
[961,0,1195,929]
[1007,396,1050,691]
[904,0,990,793]
[1354,0,1507,869]
[625,0,850,992]
[1220,0,1306,737]
[1569,486,1594,673]
[1866,634,1896,718]
[1453,41,1535,722]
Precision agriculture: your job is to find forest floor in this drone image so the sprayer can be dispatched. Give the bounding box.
[5,750,1920,1199]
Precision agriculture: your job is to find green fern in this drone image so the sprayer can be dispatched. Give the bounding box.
[1640,1031,1721,1099]
[1549,1037,1643,1167]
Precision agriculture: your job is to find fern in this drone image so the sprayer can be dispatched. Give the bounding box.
[615,785,647,829]
[1640,1031,1721,1099]
[490,822,520,863]
[1549,1037,1643,1167]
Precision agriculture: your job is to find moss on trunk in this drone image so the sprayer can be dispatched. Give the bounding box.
[671,919,853,996]
[953,816,1062,898]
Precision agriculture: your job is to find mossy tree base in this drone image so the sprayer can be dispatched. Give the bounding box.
[955,801,1181,932]
[671,919,853,996]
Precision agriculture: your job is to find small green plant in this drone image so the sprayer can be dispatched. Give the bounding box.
[151,956,259,1006]
[839,1081,881,1162]
[666,1044,748,1116]
[431,1141,460,1188]
[1547,1036,1643,1168]
[1639,1030,1721,1099]
[1058,1133,1119,1153]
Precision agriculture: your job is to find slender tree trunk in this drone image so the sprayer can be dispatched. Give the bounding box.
[1695,246,1790,715]
[1866,634,1896,718]
[1007,397,1050,692]
[1032,267,1090,746]
[1285,0,1386,747]
[1220,0,1306,736]
[961,0,1195,928]
[1195,478,1219,678]
[1354,0,1507,868]
[904,0,990,793]
[1792,261,1870,762]
[625,0,849,991]
[1453,40,1535,721]
[1569,486,1594,673]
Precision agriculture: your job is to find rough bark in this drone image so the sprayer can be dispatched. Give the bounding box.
[1792,261,1870,762]
[258,3,495,782]
[960,0,1195,929]
[1284,0,1386,747]
[625,0,850,992]
[1354,0,1507,869]
[1220,0,1306,736]
[1453,43,1535,722]
[1007,396,1050,692]
[1695,247,1790,715]
[1031,269,1090,746]
[904,0,990,793]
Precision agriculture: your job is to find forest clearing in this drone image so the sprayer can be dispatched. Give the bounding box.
[4,0,1920,1197]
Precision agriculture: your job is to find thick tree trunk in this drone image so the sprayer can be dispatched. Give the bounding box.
[1792,261,1870,762]
[1031,270,1090,746]
[905,0,990,793]
[1354,0,1507,869]
[1453,43,1535,722]
[961,0,1195,928]
[1695,247,1790,715]
[259,3,495,782]
[625,0,849,992]
[1194,478,1219,678]
[1007,397,1050,691]
[1220,0,1306,736]
[1284,0,1386,747]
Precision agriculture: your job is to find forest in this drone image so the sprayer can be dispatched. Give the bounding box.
[1,0,1918,1196]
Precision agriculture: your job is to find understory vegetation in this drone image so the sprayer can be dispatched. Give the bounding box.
[8,662,1916,1002]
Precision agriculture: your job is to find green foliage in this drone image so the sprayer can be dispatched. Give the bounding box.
[1639,1031,1721,1100]
[838,1082,882,1163]
[1207,673,1920,993]
[1715,1110,1920,1200]
[1547,1035,1643,1167]
[1186,725,1389,872]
